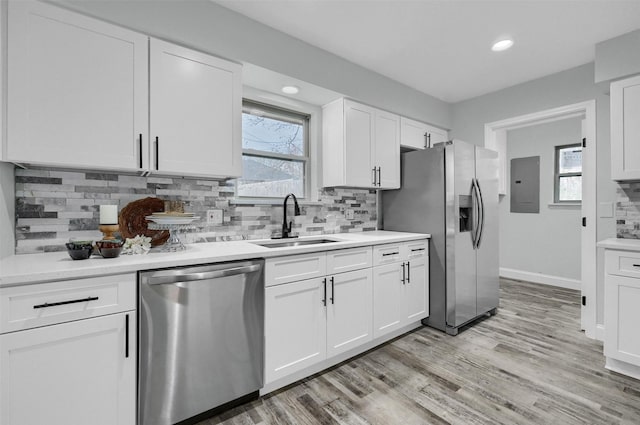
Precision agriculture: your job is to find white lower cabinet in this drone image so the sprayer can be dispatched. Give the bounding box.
[326,269,373,357]
[0,313,136,425]
[264,277,327,383]
[373,241,429,338]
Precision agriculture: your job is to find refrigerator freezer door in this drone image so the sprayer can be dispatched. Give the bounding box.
[446,141,477,328]
[475,146,500,316]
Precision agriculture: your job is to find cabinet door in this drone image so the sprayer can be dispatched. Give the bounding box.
[374,110,401,189]
[7,1,148,171]
[150,39,242,178]
[344,100,375,187]
[604,274,640,366]
[326,269,373,357]
[611,75,640,180]
[372,263,404,338]
[400,117,429,150]
[427,125,449,147]
[264,278,327,384]
[405,256,429,322]
[0,313,136,425]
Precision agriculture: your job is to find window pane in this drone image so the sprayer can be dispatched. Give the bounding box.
[238,156,305,198]
[558,146,582,174]
[242,113,305,156]
[558,176,581,201]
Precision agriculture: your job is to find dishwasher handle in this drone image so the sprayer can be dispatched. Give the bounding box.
[145,264,261,286]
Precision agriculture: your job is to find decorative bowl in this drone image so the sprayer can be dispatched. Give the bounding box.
[95,240,124,259]
[65,242,93,260]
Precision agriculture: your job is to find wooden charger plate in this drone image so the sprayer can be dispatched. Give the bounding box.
[119,197,170,247]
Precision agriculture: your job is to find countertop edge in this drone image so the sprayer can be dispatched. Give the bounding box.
[0,231,430,287]
[597,238,640,251]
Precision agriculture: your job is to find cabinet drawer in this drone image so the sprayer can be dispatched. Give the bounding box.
[265,253,327,287]
[605,250,640,279]
[0,274,136,333]
[373,243,403,266]
[326,247,372,275]
[406,241,428,260]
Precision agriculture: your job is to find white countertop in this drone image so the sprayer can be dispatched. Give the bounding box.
[0,231,430,287]
[597,238,640,251]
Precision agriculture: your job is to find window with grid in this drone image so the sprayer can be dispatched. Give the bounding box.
[237,100,310,199]
[554,143,582,202]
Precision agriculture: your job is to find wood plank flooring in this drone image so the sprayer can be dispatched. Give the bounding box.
[200,279,640,425]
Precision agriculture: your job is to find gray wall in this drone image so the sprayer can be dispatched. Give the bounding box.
[450,62,618,326]
[595,29,640,83]
[56,0,451,128]
[501,118,582,281]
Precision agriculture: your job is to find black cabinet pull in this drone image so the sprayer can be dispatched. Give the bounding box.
[424,132,428,148]
[322,278,327,306]
[33,296,99,309]
[401,263,406,284]
[382,251,399,257]
[427,133,432,148]
[372,167,377,186]
[125,314,130,358]
[155,136,159,170]
[377,167,381,187]
[330,276,335,304]
[138,133,143,169]
[411,247,425,252]
[633,264,640,268]
[407,261,411,283]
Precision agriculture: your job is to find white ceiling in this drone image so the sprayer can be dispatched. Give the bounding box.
[215,0,640,103]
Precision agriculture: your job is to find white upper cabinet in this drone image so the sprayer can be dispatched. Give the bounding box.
[400,116,448,150]
[611,74,640,181]
[150,39,242,178]
[323,98,400,189]
[6,1,149,171]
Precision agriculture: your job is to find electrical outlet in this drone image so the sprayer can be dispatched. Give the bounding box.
[346,209,355,220]
[206,209,223,224]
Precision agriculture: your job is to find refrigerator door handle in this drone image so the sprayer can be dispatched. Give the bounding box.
[475,178,485,248]
[470,179,479,249]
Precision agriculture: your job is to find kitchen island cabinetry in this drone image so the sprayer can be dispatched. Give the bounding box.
[603,246,640,379]
[322,98,400,189]
[610,74,640,180]
[0,273,136,425]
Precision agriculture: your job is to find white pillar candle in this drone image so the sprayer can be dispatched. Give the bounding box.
[99,205,118,225]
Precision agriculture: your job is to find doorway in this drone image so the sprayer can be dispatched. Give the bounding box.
[484,100,597,339]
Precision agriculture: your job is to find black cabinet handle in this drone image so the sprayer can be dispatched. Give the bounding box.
[401,263,406,284]
[407,261,411,283]
[33,296,99,309]
[372,167,377,186]
[155,136,159,170]
[330,276,335,304]
[427,133,432,148]
[125,314,130,358]
[633,264,640,268]
[377,167,381,187]
[382,252,399,257]
[424,132,428,148]
[138,134,143,169]
[411,247,426,252]
[322,278,327,306]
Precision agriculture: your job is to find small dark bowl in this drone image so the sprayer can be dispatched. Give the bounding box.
[65,243,93,260]
[95,240,124,259]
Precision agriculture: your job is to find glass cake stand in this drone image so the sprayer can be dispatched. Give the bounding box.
[147,223,196,252]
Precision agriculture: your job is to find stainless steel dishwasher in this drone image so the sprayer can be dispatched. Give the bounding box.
[138,260,264,425]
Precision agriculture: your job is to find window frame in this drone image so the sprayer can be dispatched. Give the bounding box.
[554,143,582,203]
[238,99,311,200]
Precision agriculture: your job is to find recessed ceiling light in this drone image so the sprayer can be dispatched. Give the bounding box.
[492,38,514,52]
[281,85,300,94]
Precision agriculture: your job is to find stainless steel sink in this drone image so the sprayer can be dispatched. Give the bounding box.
[252,238,341,248]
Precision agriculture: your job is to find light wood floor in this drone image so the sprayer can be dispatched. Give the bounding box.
[201,279,640,425]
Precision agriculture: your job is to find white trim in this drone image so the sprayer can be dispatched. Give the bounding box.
[596,324,605,342]
[547,202,581,209]
[485,100,597,339]
[500,268,581,290]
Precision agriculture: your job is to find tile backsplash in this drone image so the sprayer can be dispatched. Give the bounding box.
[14,168,377,254]
[616,182,640,239]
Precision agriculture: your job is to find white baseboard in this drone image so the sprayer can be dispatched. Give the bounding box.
[500,267,581,290]
[596,324,605,342]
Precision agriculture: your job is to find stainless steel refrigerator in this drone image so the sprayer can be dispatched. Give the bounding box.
[382,140,499,335]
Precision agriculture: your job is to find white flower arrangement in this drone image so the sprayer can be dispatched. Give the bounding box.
[122,235,152,255]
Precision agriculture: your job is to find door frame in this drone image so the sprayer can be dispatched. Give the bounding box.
[484,100,597,339]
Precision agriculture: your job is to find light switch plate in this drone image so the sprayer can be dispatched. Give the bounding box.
[207,209,223,224]
[598,202,614,218]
